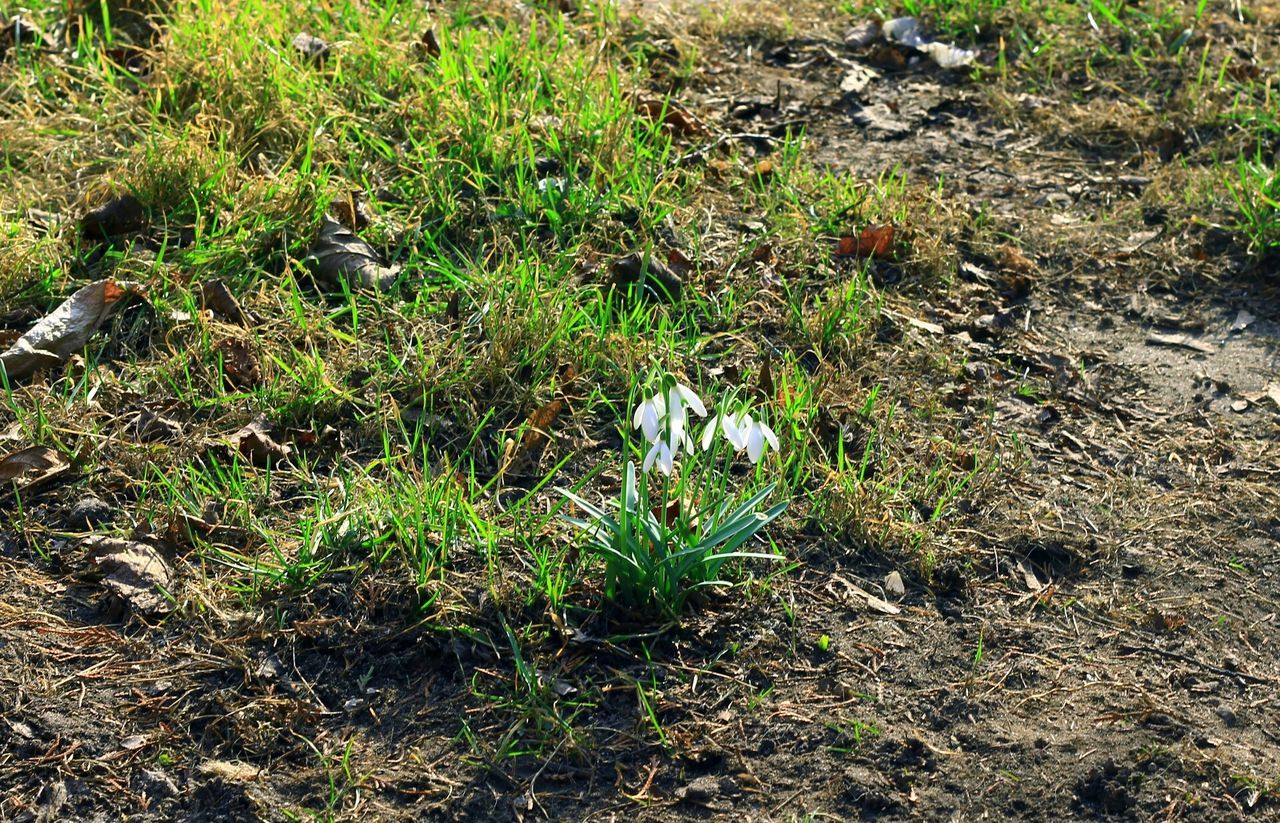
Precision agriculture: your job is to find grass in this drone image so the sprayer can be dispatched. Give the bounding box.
[2,0,1275,809]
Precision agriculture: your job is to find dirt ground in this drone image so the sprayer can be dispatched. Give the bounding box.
[2,2,1279,821]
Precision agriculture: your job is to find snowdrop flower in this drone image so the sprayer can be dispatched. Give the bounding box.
[633,378,707,469]
[739,413,780,463]
[701,412,746,451]
[642,439,676,476]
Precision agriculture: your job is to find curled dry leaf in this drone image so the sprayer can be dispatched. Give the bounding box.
[835,225,896,259]
[0,16,44,59]
[302,217,399,292]
[329,191,371,231]
[415,27,441,59]
[0,445,69,490]
[214,337,262,388]
[83,536,176,617]
[0,280,142,382]
[82,194,145,240]
[227,417,292,466]
[635,98,704,136]
[133,409,182,443]
[198,279,251,326]
[608,253,683,302]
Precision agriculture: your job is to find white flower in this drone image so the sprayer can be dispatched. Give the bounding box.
[633,378,707,469]
[642,439,675,476]
[701,412,745,451]
[740,413,780,464]
[632,393,663,443]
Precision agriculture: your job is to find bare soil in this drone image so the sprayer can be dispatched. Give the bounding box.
[2,3,1279,821]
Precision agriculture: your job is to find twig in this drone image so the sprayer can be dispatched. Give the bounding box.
[1116,643,1274,685]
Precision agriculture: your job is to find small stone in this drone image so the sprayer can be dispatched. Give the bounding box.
[66,496,115,529]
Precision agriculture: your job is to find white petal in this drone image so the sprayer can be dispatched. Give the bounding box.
[677,383,707,417]
[722,413,746,449]
[643,441,661,473]
[632,402,645,430]
[746,424,765,463]
[641,402,661,443]
[701,416,718,451]
[657,442,674,476]
[759,420,780,452]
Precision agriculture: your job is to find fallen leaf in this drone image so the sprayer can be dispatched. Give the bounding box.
[1229,309,1256,333]
[302,218,399,292]
[120,734,148,751]
[0,280,142,381]
[885,570,905,596]
[1264,383,1280,409]
[197,760,261,782]
[292,31,329,62]
[635,98,704,136]
[756,355,775,404]
[882,17,977,68]
[415,27,441,59]
[133,410,182,443]
[227,417,292,466]
[843,20,879,49]
[214,337,261,388]
[83,536,175,616]
[0,445,69,490]
[198,279,251,326]
[999,244,1035,274]
[666,248,695,278]
[839,63,881,95]
[832,574,901,615]
[1016,558,1043,591]
[82,195,145,239]
[608,253,682,302]
[835,225,896,259]
[1146,332,1215,354]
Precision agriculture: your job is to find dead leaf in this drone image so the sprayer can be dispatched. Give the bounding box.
[843,20,879,49]
[0,445,69,490]
[415,28,441,59]
[1015,558,1043,591]
[198,279,251,326]
[197,760,261,782]
[119,734,148,751]
[302,217,399,292]
[885,571,905,596]
[0,16,45,60]
[81,195,145,239]
[999,244,1035,274]
[608,253,683,302]
[635,98,704,136]
[292,31,329,62]
[1229,309,1256,333]
[0,280,142,381]
[839,63,881,95]
[835,225,896,259]
[832,574,901,615]
[83,536,175,616]
[665,248,694,278]
[133,410,182,443]
[1146,332,1215,354]
[227,417,291,466]
[756,356,775,405]
[1263,383,1280,409]
[214,338,261,388]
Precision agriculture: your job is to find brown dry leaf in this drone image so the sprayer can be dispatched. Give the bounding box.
[0,445,69,491]
[835,225,896,259]
[197,760,261,782]
[302,217,399,292]
[415,27,441,59]
[1146,332,1214,354]
[215,338,262,388]
[82,194,145,239]
[635,98,704,136]
[83,536,175,616]
[198,279,251,326]
[133,409,182,443]
[0,280,142,381]
[999,244,1035,274]
[832,574,901,615]
[608,253,683,302]
[227,417,292,466]
[756,355,776,405]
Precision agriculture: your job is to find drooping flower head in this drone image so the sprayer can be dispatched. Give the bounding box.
[632,374,707,475]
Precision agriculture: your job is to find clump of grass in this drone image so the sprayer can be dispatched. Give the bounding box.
[1228,156,1280,255]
